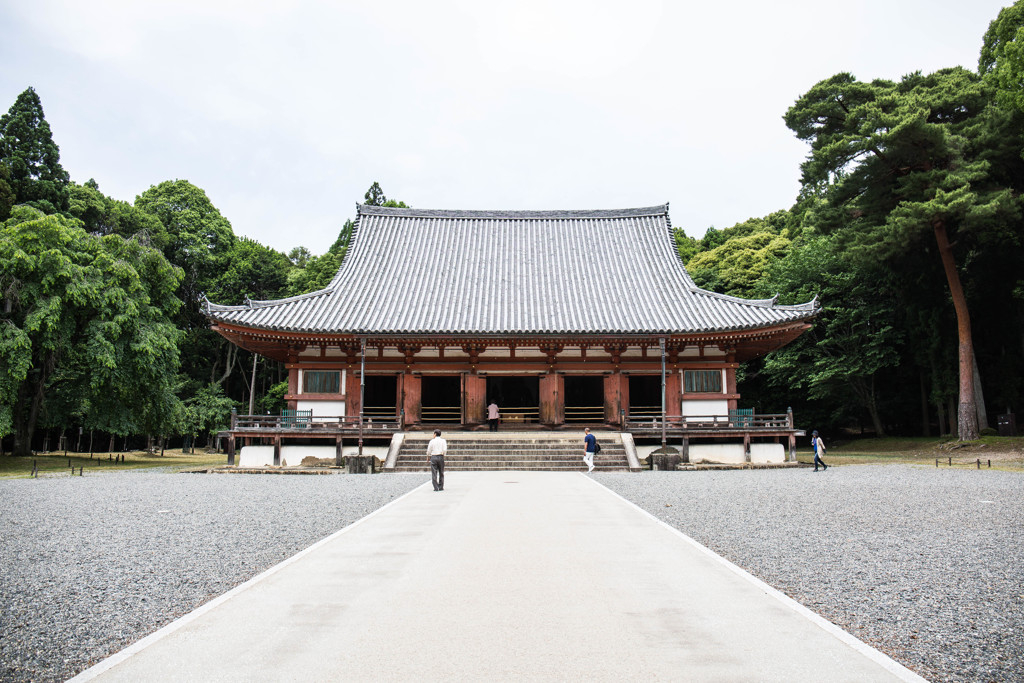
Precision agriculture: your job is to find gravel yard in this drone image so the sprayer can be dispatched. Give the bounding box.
[0,471,428,682]
[595,465,1024,683]
[1,465,1021,682]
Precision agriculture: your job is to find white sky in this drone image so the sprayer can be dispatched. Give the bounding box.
[0,0,1011,254]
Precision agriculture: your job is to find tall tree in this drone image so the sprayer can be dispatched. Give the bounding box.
[785,68,1016,440]
[0,208,183,456]
[979,0,1024,115]
[0,87,70,213]
[134,179,235,327]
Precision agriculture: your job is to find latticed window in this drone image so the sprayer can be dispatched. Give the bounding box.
[303,370,340,394]
[684,370,722,393]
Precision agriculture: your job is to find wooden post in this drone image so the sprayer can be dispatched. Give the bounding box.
[681,437,690,463]
[227,435,235,466]
[335,435,343,467]
[743,434,751,462]
[788,434,796,461]
[274,436,281,466]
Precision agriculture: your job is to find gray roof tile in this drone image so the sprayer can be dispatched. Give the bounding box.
[205,204,817,335]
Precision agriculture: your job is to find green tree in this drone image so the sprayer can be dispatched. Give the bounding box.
[211,236,291,304]
[784,67,1017,440]
[980,0,1024,114]
[134,179,235,326]
[180,383,235,451]
[0,208,183,456]
[0,87,70,212]
[759,233,904,436]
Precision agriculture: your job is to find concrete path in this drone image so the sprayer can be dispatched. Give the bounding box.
[73,472,925,682]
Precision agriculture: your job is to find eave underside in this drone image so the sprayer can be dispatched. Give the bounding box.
[210,322,811,364]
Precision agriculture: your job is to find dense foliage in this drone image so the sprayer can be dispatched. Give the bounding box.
[682,2,1024,440]
[2,3,1022,451]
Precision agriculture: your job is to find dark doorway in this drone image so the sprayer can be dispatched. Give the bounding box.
[564,375,604,423]
[629,375,661,418]
[486,376,540,424]
[421,376,462,423]
[363,375,397,418]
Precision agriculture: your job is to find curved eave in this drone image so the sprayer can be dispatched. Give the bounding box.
[210,319,814,364]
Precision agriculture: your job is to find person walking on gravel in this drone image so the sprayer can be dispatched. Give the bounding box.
[427,429,447,491]
[812,430,828,471]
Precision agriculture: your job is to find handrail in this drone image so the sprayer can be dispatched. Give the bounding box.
[233,415,399,431]
[625,413,793,430]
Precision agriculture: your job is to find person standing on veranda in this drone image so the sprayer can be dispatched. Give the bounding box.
[427,429,447,491]
[487,400,500,432]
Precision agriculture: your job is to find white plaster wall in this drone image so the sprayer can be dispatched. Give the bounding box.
[689,443,746,464]
[750,443,785,464]
[296,400,346,418]
[682,399,729,419]
[239,444,390,467]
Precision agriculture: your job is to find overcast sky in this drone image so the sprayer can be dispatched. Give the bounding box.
[0,1,1012,254]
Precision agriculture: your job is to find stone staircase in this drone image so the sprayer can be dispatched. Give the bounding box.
[386,431,637,472]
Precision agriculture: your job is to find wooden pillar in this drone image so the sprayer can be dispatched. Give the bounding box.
[403,374,422,426]
[603,374,620,426]
[464,374,486,425]
[346,370,362,418]
[788,434,796,461]
[539,373,563,426]
[335,435,343,466]
[743,434,751,463]
[665,372,682,422]
[681,436,689,463]
[273,436,281,466]
[227,435,235,466]
[726,365,739,411]
[287,367,299,409]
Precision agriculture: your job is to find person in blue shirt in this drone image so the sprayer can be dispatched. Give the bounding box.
[583,427,597,472]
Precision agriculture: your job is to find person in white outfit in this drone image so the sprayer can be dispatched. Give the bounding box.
[427,429,447,491]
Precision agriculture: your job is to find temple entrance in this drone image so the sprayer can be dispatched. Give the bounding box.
[564,375,604,423]
[629,375,662,418]
[363,375,398,419]
[486,376,540,425]
[421,376,462,423]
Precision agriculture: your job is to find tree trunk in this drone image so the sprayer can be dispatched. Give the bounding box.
[936,400,946,437]
[850,375,886,437]
[972,356,988,432]
[919,369,930,437]
[932,220,979,441]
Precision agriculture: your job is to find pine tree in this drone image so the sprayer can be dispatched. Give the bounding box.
[0,87,70,212]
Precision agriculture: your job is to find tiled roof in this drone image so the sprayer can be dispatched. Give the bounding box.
[205,204,817,335]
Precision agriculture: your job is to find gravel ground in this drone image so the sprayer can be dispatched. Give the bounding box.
[0,470,428,683]
[2,466,1021,682]
[594,465,1024,683]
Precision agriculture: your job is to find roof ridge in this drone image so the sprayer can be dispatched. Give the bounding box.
[356,204,669,220]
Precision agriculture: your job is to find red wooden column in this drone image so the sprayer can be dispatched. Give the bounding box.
[726,364,739,411]
[287,367,299,409]
[346,370,361,419]
[403,374,422,426]
[666,372,682,421]
[540,373,563,426]
[603,373,621,426]
[464,374,486,425]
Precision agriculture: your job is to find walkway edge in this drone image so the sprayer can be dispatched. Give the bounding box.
[67,480,432,682]
[583,475,929,683]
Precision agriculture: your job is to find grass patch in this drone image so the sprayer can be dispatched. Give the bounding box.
[794,436,1024,471]
[0,450,228,479]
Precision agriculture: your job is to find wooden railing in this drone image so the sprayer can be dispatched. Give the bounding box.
[564,406,604,422]
[232,414,400,433]
[497,406,540,424]
[420,406,462,423]
[624,412,793,432]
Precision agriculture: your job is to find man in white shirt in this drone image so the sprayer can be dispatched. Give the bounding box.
[427,429,447,491]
